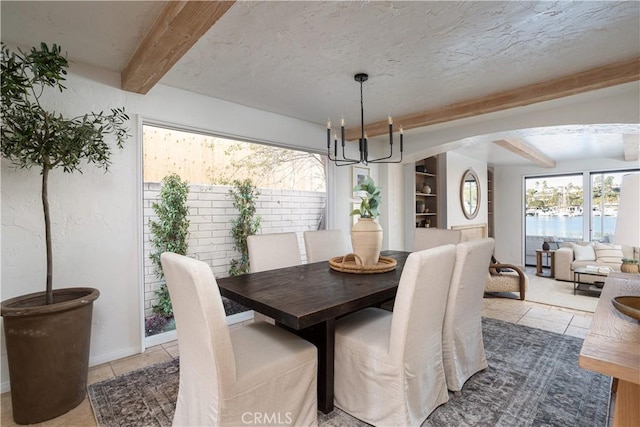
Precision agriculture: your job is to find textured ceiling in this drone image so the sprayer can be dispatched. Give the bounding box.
[163,1,639,127]
[1,1,639,166]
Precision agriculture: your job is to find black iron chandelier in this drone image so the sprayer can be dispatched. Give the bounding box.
[326,73,403,166]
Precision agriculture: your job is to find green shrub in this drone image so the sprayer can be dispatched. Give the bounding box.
[229,179,261,276]
[149,174,190,317]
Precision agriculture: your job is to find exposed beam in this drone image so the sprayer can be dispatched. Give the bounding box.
[493,139,556,168]
[345,57,640,140]
[623,134,640,162]
[121,1,235,94]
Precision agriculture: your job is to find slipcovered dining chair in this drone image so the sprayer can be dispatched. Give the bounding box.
[160,252,317,427]
[303,229,347,263]
[248,232,302,272]
[442,238,495,392]
[381,227,461,312]
[412,228,462,251]
[333,245,457,426]
[247,232,302,322]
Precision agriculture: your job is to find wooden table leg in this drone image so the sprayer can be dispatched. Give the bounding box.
[613,379,640,427]
[549,251,555,278]
[536,251,543,276]
[280,319,335,414]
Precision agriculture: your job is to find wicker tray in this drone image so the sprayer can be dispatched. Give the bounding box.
[329,253,397,274]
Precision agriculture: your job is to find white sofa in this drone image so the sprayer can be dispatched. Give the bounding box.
[555,242,637,283]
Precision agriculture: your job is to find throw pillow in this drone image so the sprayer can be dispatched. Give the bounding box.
[594,243,624,264]
[571,243,596,261]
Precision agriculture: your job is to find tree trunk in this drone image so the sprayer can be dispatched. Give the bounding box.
[42,164,53,304]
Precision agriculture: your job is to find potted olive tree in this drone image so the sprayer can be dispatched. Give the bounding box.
[0,42,129,424]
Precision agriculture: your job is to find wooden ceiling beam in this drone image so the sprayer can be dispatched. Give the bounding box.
[623,134,639,162]
[345,57,640,141]
[121,1,235,94]
[493,139,556,168]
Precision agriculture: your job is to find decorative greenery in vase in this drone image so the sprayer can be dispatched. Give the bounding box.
[1,42,129,304]
[149,173,191,318]
[229,179,261,276]
[350,176,381,219]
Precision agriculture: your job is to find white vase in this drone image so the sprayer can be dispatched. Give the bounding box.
[351,218,383,266]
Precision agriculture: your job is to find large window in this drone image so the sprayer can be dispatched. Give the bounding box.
[590,171,627,243]
[142,124,327,339]
[524,174,583,265]
[524,169,638,266]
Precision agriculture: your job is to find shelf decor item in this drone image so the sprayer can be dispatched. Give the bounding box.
[0,42,129,424]
[350,176,382,265]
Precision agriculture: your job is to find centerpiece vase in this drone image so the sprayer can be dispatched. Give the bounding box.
[351,218,383,266]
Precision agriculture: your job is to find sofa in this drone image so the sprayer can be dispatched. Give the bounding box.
[555,241,638,284]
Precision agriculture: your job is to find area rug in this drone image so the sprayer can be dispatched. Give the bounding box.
[88,318,610,427]
[525,270,599,313]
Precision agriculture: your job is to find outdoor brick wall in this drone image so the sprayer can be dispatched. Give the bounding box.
[143,182,326,317]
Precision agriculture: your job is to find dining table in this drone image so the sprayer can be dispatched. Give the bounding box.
[216,250,411,414]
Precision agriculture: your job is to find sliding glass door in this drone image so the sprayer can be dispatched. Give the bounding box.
[524,174,583,266]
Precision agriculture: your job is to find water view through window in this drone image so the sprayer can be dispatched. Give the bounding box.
[524,172,625,266]
[526,174,584,238]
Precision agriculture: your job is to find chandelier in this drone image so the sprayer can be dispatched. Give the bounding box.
[326,73,403,166]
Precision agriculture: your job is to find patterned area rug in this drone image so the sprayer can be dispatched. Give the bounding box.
[88,318,610,427]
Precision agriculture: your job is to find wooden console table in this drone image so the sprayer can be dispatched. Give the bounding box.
[579,273,640,427]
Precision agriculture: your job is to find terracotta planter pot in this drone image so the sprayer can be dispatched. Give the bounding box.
[1,288,99,424]
[351,218,383,266]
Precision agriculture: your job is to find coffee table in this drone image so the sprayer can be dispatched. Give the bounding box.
[573,267,609,295]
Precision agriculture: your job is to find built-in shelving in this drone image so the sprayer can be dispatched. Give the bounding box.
[413,156,439,229]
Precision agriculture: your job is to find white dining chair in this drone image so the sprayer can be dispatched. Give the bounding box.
[303,229,347,263]
[333,245,457,426]
[247,232,302,322]
[248,232,302,272]
[412,228,462,251]
[160,252,317,427]
[442,238,495,392]
[381,227,462,312]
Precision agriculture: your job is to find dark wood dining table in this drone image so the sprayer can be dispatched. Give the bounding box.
[216,250,410,413]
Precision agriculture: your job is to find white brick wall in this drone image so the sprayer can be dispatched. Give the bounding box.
[143,182,326,317]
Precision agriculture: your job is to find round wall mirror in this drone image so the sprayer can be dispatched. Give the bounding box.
[460,169,480,219]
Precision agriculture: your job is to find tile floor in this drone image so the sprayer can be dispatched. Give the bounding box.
[1,298,598,426]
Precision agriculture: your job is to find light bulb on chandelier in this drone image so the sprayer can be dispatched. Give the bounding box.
[326,73,403,166]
